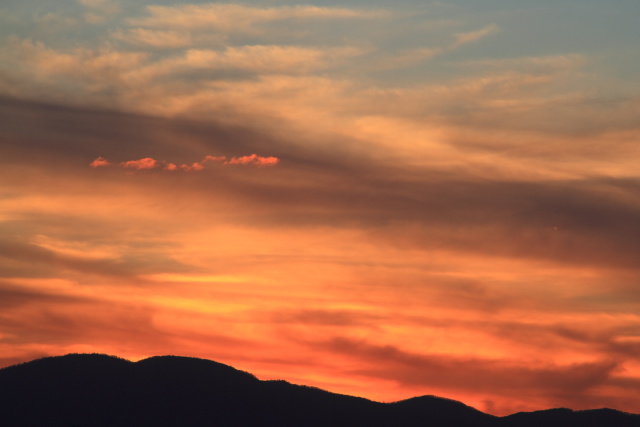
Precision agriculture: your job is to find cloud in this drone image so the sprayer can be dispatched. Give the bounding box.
[0,280,86,309]
[129,4,386,33]
[313,336,637,413]
[120,45,368,84]
[0,239,182,279]
[5,97,640,275]
[225,154,279,167]
[0,278,169,356]
[91,154,279,172]
[3,85,640,417]
[75,0,121,23]
[452,24,500,48]
[361,24,500,71]
[204,156,226,163]
[0,37,149,105]
[120,157,158,170]
[89,157,110,167]
[271,309,382,327]
[0,87,619,274]
[111,29,195,48]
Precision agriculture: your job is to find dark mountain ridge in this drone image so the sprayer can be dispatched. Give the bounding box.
[0,354,637,426]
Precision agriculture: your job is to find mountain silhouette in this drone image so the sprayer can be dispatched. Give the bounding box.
[0,354,637,426]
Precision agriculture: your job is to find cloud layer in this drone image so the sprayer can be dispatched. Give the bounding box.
[2,0,640,417]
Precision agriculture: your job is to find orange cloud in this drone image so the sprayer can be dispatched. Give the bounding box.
[89,157,111,168]
[120,157,158,170]
[91,154,279,172]
[180,162,205,171]
[225,154,280,166]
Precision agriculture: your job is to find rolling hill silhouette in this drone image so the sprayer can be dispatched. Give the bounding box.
[0,354,637,426]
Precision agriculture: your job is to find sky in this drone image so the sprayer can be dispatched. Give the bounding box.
[2,0,640,416]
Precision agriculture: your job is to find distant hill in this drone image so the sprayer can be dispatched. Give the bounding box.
[0,354,637,426]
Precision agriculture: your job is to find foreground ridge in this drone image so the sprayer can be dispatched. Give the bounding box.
[0,354,637,427]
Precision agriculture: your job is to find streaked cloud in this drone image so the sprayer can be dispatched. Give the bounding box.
[452,24,499,48]
[76,0,121,23]
[129,3,386,33]
[378,24,499,70]
[110,28,195,48]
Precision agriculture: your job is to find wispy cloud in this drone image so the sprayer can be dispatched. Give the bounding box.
[314,336,634,413]
[375,24,499,70]
[452,24,500,48]
[75,0,121,23]
[110,28,196,48]
[129,4,386,33]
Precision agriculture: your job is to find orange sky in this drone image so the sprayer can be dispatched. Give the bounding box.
[2,0,640,416]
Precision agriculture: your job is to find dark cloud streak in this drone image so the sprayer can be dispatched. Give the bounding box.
[0,240,190,280]
[315,336,632,409]
[3,96,640,272]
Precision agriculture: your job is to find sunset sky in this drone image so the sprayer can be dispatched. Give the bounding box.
[2,0,640,416]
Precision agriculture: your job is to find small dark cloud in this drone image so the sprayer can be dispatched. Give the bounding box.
[496,321,640,359]
[270,309,382,327]
[0,281,251,360]
[0,239,190,280]
[0,280,87,308]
